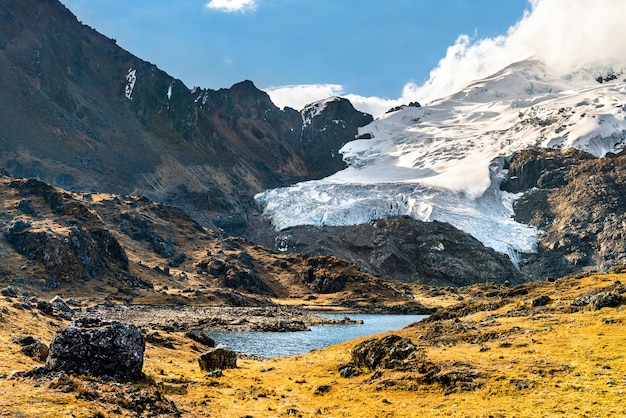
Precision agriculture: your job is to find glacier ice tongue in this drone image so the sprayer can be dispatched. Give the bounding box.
[255,159,539,258]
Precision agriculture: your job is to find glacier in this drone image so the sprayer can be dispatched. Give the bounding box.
[255,60,626,259]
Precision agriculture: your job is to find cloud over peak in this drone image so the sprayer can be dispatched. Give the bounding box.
[407,0,626,104]
[266,0,626,118]
[205,0,257,13]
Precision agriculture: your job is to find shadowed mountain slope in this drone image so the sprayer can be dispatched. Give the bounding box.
[0,0,371,233]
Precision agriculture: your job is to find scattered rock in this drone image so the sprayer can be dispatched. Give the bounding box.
[20,340,49,362]
[314,385,332,395]
[1,286,17,298]
[17,199,38,216]
[150,232,175,258]
[511,379,530,390]
[256,320,309,332]
[46,317,145,381]
[338,364,360,378]
[572,291,622,310]
[145,332,175,349]
[37,300,54,315]
[531,295,551,307]
[198,348,237,372]
[206,369,223,378]
[50,295,74,318]
[185,330,216,347]
[168,252,187,267]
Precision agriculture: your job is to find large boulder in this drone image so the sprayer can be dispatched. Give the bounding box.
[46,318,145,381]
[198,348,237,372]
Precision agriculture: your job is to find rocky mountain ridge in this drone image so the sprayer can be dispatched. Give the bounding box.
[0,0,371,234]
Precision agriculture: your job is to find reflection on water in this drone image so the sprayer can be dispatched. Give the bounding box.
[203,314,427,358]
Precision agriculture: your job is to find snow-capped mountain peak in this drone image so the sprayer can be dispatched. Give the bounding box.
[255,60,626,260]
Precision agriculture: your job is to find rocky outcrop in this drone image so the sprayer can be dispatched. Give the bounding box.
[350,335,418,372]
[46,318,145,381]
[299,97,373,178]
[502,148,626,279]
[501,148,594,194]
[572,291,622,310]
[198,348,237,371]
[256,216,525,287]
[296,256,350,293]
[3,178,128,288]
[195,249,274,296]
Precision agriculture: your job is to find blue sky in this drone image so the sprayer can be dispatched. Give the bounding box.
[60,0,530,112]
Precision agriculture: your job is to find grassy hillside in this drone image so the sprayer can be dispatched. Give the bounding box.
[1,271,625,416]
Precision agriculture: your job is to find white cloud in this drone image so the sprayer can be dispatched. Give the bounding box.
[266,0,626,118]
[265,84,345,111]
[265,84,406,118]
[205,0,257,13]
[341,94,401,118]
[409,0,626,103]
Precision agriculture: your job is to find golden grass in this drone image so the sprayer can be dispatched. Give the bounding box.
[1,273,626,417]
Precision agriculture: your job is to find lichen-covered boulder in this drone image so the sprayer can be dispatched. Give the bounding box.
[46,317,144,381]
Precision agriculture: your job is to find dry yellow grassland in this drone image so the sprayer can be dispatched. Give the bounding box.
[1,273,625,417]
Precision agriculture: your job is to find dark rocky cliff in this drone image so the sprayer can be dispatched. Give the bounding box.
[502,148,626,279]
[254,216,524,287]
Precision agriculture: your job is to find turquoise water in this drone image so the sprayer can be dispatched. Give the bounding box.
[203,314,427,358]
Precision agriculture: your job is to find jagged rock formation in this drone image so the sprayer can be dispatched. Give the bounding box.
[298,97,373,178]
[254,216,524,287]
[502,148,626,279]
